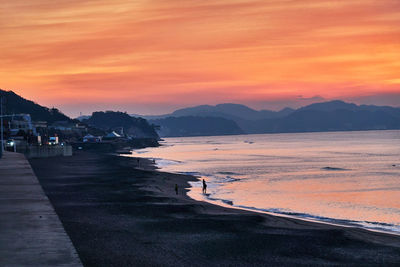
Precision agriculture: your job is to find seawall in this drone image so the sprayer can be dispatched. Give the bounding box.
[0,151,82,266]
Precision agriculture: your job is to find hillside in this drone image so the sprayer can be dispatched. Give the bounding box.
[242,101,400,133]
[146,100,400,135]
[138,103,294,121]
[150,116,244,137]
[78,100,400,137]
[170,103,293,121]
[0,89,71,123]
[84,111,159,139]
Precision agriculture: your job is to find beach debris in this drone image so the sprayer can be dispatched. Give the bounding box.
[322,166,348,171]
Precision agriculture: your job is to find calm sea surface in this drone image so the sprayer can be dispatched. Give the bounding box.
[129,130,400,233]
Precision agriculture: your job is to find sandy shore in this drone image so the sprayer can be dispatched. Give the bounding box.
[29,151,400,266]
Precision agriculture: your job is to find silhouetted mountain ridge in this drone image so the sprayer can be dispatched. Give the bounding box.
[74,100,400,137]
[170,103,293,120]
[84,111,159,138]
[0,89,71,123]
[151,116,243,137]
[147,100,400,136]
[299,100,359,112]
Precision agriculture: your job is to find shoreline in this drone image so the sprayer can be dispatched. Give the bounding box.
[137,155,400,242]
[186,181,400,237]
[192,192,400,238]
[30,151,400,265]
[127,154,400,237]
[149,129,400,139]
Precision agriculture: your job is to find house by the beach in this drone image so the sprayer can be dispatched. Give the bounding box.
[83,134,102,143]
[104,131,122,139]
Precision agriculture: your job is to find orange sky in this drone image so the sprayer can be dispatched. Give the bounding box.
[1,0,399,116]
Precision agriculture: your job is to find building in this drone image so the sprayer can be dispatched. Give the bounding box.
[50,121,73,131]
[83,134,102,143]
[8,114,37,136]
[104,131,122,139]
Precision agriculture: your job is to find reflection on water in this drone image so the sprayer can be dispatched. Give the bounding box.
[129,130,400,233]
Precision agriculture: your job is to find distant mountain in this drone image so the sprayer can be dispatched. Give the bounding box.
[84,111,159,139]
[244,100,400,133]
[0,89,71,123]
[298,100,359,112]
[76,100,400,137]
[150,116,244,137]
[147,100,400,136]
[137,103,293,124]
[170,103,293,121]
[299,100,400,116]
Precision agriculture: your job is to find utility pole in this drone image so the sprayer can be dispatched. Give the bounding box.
[0,96,4,156]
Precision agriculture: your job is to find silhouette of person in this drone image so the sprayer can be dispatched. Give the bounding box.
[175,184,178,195]
[202,179,207,194]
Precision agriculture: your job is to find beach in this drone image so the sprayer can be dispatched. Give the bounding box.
[29,151,400,266]
[136,131,400,234]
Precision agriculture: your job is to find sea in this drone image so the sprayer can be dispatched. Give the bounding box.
[128,130,400,234]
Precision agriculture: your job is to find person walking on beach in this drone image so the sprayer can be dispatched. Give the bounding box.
[175,184,178,195]
[202,179,207,194]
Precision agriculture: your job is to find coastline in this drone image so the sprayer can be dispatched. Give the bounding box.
[139,155,400,238]
[142,157,400,242]
[30,151,400,266]
[132,130,400,236]
[188,185,400,237]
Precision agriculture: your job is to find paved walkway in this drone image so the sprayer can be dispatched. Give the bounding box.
[0,152,82,266]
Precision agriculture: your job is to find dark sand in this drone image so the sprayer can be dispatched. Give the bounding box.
[30,152,400,266]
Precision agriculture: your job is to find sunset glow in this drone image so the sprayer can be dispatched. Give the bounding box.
[1,0,399,115]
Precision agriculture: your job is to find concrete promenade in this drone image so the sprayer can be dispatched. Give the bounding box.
[0,152,82,266]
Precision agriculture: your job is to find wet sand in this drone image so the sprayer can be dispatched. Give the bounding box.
[29,151,400,266]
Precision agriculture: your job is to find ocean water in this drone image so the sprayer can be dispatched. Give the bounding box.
[128,130,400,234]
